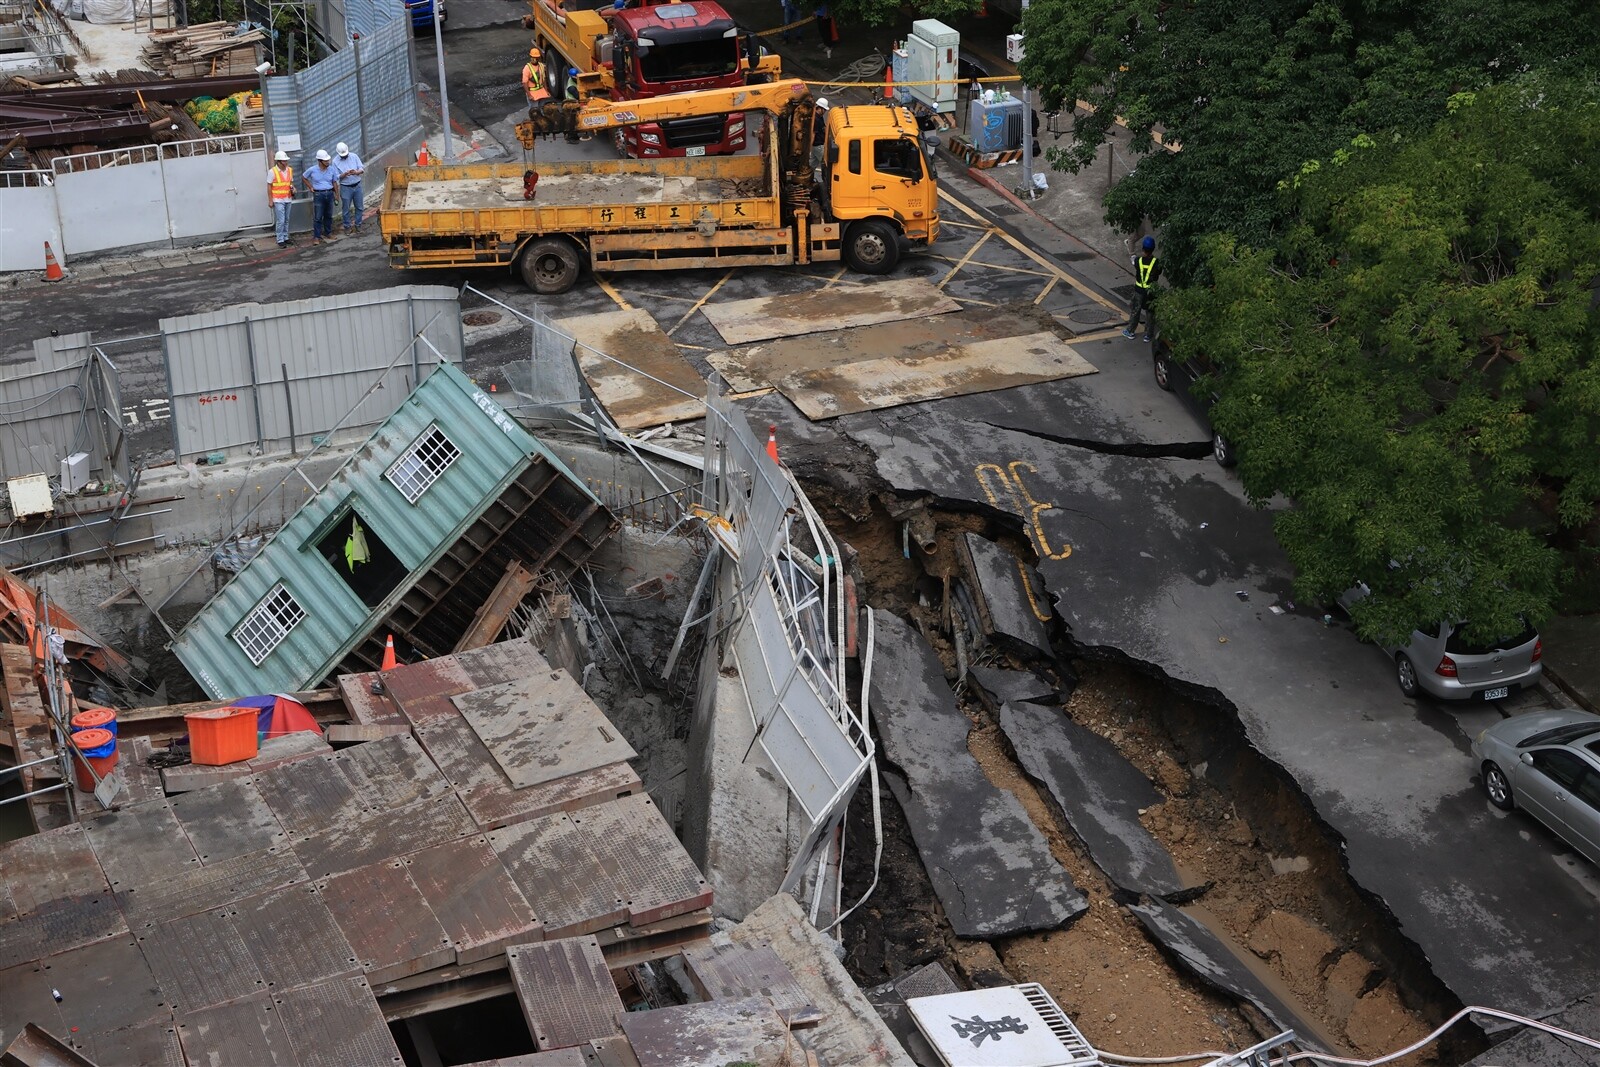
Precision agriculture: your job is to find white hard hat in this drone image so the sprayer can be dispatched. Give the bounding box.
[316,149,331,161]
[816,97,829,109]
[336,142,349,156]
[274,150,288,161]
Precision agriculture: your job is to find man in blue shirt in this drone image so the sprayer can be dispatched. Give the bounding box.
[302,149,338,244]
[333,142,366,236]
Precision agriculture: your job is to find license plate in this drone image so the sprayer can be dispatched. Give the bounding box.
[686,146,706,156]
[1483,686,1510,701]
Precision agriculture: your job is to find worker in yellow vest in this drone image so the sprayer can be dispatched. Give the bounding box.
[268,149,294,248]
[523,47,550,105]
[1121,235,1160,341]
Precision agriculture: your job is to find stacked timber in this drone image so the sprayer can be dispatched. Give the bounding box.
[140,22,267,77]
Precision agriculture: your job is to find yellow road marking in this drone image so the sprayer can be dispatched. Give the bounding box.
[668,270,733,336]
[927,253,1052,279]
[937,230,990,290]
[937,188,1121,314]
[593,275,634,312]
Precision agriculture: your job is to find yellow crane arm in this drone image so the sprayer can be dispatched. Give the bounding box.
[517,78,813,147]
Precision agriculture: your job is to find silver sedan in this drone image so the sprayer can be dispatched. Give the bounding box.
[1472,709,1600,866]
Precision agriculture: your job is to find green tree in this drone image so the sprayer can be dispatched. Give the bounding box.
[1016,0,1600,284]
[1160,82,1600,644]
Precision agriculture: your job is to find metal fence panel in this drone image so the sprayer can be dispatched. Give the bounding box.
[0,175,62,271]
[166,148,273,240]
[0,333,126,487]
[160,286,465,459]
[55,158,167,254]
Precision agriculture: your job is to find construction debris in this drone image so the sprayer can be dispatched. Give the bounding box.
[139,22,266,78]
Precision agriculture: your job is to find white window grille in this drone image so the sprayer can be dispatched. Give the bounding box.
[386,426,461,503]
[232,584,307,665]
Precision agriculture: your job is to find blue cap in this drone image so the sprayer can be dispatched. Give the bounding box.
[1142,235,1155,251]
[569,67,579,75]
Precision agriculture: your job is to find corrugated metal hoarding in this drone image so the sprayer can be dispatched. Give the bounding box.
[0,332,126,488]
[160,285,465,460]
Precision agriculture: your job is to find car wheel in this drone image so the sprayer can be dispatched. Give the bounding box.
[1153,350,1172,391]
[1482,762,1514,810]
[518,237,581,294]
[1212,430,1237,468]
[1395,653,1421,698]
[844,218,901,275]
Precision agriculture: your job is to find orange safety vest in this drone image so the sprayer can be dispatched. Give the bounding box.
[270,164,294,201]
[523,62,549,101]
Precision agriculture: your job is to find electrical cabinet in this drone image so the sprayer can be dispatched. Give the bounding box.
[905,19,958,113]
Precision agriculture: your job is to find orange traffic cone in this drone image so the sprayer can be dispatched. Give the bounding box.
[884,65,893,101]
[417,141,431,166]
[380,634,397,671]
[42,241,64,282]
[766,424,780,464]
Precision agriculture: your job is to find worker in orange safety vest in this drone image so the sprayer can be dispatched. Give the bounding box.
[523,47,550,104]
[268,150,294,247]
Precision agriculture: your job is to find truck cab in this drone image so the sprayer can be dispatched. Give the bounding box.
[606,2,748,156]
[821,104,939,271]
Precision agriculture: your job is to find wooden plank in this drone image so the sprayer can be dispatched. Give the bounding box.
[160,762,249,793]
[176,991,298,1067]
[325,724,412,744]
[406,836,541,965]
[506,936,624,1051]
[699,277,961,346]
[139,905,266,1013]
[453,561,537,654]
[116,688,339,725]
[553,309,707,430]
[232,884,362,991]
[80,800,201,892]
[452,670,636,790]
[168,777,287,865]
[320,859,454,985]
[273,976,404,1067]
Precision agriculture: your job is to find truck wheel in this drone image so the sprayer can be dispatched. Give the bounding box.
[519,238,581,294]
[844,218,900,275]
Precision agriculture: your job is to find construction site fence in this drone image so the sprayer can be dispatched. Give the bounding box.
[262,16,419,187]
[0,332,128,491]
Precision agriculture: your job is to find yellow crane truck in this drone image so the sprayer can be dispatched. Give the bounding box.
[377,79,940,294]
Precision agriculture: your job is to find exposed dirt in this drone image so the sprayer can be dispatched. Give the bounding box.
[816,488,1475,1065]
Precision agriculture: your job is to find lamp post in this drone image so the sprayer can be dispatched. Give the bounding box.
[1018,0,1036,200]
[430,0,454,160]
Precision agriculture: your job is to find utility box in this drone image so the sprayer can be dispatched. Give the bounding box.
[969,92,1025,152]
[61,452,91,494]
[6,474,53,520]
[1006,33,1024,62]
[905,19,959,113]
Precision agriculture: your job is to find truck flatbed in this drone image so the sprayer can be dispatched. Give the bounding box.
[397,172,722,211]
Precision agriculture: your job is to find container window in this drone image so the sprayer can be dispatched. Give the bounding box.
[232,584,306,665]
[387,425,461,504]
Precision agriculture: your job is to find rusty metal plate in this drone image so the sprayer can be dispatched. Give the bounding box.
[176,990,297,1067]
[620,996,790,1067]
[253,753,367,841]
[249,731,335,772]
[117,846,306,927]
[700,278,961,347]
[454,639,544,689]
[169,777,288,865]
[586,1036,643,1067]
[488,811,626,939]
[140,904,267,1012]
[453,671,637,790]
[0,961,64,1048]
[291,793,477,881]
[337,671,409,726]
[405,836,540,965]
[384,656,477,727]
[231,884,361,991]
[506,936,624,1050]
[0,890,130,971]
[40,936,167,1034]
[335,733,452,810]
[569,796,711,927]
[682,941,821,1027]
[0,824,109,917]
[273,976,404,1067]
[556,309,707,430]
[465,761,644,834]
[72,1017,185,1067]
[119,737,167,806]
[320,859,454,985]
[81,800,201,893]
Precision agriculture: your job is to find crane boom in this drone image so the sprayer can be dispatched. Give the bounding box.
[516,78,814,146]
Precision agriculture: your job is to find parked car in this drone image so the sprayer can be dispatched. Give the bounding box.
[1152,338,1236,467]
[406,0,445,32]
[1471,709,1600,866]
[1339,582,1543,701]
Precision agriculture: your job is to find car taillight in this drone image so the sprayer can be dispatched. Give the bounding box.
[1435,655,1457,678]
[1531,639,1542,663]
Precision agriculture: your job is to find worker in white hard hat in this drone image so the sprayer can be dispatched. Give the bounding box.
[302,148,338,245]
[333,141,366,236]
[267,149,294,248]
[523,46,549,104]
[811,97,829,171]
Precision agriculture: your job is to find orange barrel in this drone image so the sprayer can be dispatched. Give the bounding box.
[71,728,119,792]
[185,707,260,766]
[71,706,118,738]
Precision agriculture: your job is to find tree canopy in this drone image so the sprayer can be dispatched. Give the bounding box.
[1159,82,1600,644]
[1017,0,1600,285]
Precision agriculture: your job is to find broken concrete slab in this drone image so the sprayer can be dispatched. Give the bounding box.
[699,278,960,346]
[1465,990,1600,1066]
[554,308,706,430]
[1128,898,1333,1052]
[963,666,1063,712]
[868,609,1086,939]
[960,533,1054,658]
[999,701,1184,898]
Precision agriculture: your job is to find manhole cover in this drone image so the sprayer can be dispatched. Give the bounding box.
[1066,305,1115,324]
[463,310,502,327]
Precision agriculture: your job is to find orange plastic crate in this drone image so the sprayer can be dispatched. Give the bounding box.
[185,706,260,766]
